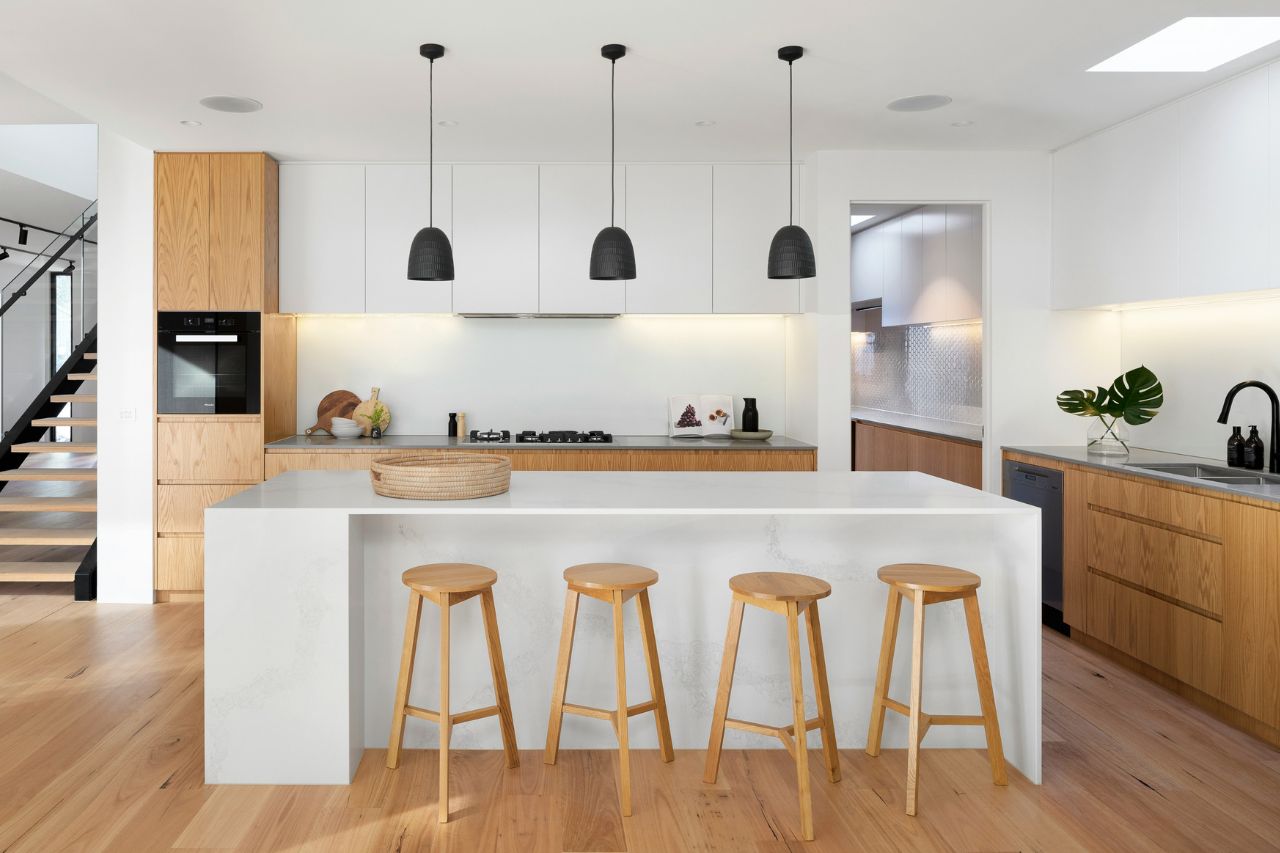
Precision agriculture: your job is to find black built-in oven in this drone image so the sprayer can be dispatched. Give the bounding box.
[157,312,260,414]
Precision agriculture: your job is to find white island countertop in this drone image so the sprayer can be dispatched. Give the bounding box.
[217,469,1030,515]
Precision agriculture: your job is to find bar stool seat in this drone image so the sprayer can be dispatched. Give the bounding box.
[387,563,518,824]
[705,571,839,841]
[866,563,1006,817]
[545,563,673,818]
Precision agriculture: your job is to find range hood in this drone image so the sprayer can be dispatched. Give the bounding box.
[457,313,621,319]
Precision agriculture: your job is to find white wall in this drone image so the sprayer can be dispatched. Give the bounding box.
[792,149,1120,486]
[0,123,97,200]
[296,314,788,435]
[1116,294,1280,460]
[96,130,153,603]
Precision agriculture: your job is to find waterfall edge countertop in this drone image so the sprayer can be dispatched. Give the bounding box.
[266,433,816,452]
[204,471,1041,787]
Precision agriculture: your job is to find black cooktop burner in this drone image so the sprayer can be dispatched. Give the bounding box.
[516,430,613,444]
[468,429,511,443]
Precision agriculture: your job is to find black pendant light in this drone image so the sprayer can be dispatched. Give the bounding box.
[589,44,637,281]
[767,45,816,280]
[407,43,455,281]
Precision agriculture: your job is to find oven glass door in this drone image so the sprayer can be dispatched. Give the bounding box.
[159,334,258,414]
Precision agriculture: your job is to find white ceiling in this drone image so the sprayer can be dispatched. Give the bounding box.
[0,0,1277,162]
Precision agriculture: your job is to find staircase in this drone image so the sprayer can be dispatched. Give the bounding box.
[0,202,98,599]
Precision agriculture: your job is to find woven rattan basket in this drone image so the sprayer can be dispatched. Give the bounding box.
[370,452,511,500]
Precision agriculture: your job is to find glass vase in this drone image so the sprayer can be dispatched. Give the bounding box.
[1087,415,1130,456]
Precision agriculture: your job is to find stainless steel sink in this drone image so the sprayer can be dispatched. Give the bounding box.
[1123,461,1280,488]
[1200,475,1268,485]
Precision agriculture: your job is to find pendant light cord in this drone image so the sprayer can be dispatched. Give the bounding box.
[788,57,794,226]
[610,57,616,228]
[428,57,434,228]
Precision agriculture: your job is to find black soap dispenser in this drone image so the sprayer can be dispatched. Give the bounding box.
[1227,426,1246,467]
[1243,425,1265,471]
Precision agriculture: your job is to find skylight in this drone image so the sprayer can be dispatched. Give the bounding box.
[1089,17,1280,72]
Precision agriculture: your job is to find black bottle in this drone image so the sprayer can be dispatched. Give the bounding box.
[742,398,760,432]
[1227,426,1246,467]
[1243,425,1265,471]
[447,413,458,438]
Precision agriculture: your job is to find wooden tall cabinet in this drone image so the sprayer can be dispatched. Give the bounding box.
[154,152,294,599]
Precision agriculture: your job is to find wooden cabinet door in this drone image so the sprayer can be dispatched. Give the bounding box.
[1221,502,1280,728]
[712,165,800,313]
[365,164,453,313]
[264,452,376,478]
[279,164,366,313]
[155,153,209,310]
[624,165,713,313]
[157,484,252,534]
[157,420,264,482]
[537,165,626,315]
[209,154,267,310]
[451,164,539,314]
[156,536,204,591]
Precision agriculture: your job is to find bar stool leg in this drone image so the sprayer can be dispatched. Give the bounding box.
[905,589,926,817]
[866,588,902,757]
[437,593,452,824]
[544,588,580,765]
[805,603,841,783]
[636,589,675,763]
[481,589,520,769]
[387,591,424,769]
[785,601,815,841]
[704,597,745,784]
[963,592,1008,786]
[612,590,632,817]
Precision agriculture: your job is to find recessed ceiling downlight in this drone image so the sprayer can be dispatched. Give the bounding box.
[179,119,202,127]
[199,96,263,113]
[887,94,953,112]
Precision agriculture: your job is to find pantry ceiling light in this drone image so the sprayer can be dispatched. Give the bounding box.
[1089,17,1280,72]
[850,214,876,227]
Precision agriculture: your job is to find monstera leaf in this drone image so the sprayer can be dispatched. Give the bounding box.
[1057,366,1164,424]
[1106,365,1163,425]
[1056,385,1110,418]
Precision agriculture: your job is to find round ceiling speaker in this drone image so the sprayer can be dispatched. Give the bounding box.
[199,96,264,113]
[886,94,953,112]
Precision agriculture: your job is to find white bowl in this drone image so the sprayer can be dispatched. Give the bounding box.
[331,417,357,426]
[331,426,364,439]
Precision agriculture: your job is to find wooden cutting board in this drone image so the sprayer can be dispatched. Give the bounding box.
[305,390,361,435]
[352,387,392,436]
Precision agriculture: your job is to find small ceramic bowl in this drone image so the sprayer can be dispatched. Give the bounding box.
[331,424,364,439]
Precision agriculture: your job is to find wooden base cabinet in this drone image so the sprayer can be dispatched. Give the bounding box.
[853,420,982,488]
[1003,449,1280,745]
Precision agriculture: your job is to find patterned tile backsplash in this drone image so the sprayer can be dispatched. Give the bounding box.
[851,318,983,425]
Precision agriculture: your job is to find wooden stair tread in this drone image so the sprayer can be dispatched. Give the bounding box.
[0,497,96,512]
[50,394,96,404]
[0,529,96,545]
[32,418,96,427]
[68,373,97,381]
[0,469,97,481]
[0,562,79,582]
[13,443,96,454]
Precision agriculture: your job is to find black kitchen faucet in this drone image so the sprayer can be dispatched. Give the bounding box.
[1217,380,1279,474]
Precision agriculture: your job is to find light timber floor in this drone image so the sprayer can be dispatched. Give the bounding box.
[0,592,1277,852]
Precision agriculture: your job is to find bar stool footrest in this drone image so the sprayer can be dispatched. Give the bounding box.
[404,703,501,726]
[880,699,986,741]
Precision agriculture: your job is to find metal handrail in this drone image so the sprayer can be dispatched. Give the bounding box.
[0,212,96,320]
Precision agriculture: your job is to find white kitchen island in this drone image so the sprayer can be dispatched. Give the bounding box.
[204,470,1041,786]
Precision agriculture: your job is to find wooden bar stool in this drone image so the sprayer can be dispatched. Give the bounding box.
[865,563,1007,816]
[544,563,674,817]
[704,572,840,842]
[386,563,519,824]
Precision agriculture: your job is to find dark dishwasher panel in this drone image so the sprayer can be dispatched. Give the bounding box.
[1002,460,1066,634]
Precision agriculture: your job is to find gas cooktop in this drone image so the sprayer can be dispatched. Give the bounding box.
[467,429,613,444]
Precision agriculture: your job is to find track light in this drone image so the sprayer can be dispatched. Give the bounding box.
[64,261,75,274]
[17,226,28,246]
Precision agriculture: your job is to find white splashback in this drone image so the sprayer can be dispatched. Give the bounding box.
[296,314,787,435]
[1120,295,1280,460]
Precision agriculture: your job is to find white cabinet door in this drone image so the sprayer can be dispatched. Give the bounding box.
[279,164,365,313]
[850,225,884,303]
[1273,63,1280,290]
[451,165,539,314]
[538,165,625,314]
[365,165,452,313]
[713,165,801,313]
[940,203,983,321]
[881,209,922,326]
[624,165,713,313]
[1175,67,1270,297]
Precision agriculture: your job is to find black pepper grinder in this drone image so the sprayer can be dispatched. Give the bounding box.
[1243,425,1265,471]
[447,412,458,438]
[1227,426,1246,467]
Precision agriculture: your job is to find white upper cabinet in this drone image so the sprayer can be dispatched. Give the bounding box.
[451,165,539,314]
[1273,64,1280,290]
[1053,65,1272,308]
[280,164,365,313]
[625,165,713,313]
[850,224,884,302]
[713,165,801,313]
[880,204,982,327]
[538,165,625,314]
[365,165,452,314]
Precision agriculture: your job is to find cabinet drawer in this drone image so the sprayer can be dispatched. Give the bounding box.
[265,452,376,478]
[158,421,263,482]
[1086,472,1221,538]
[157,484,251,534]
[1087,509,1223,616]
[630,450,815,472]
[1086,570,1222,698]
[156,536,203,591]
